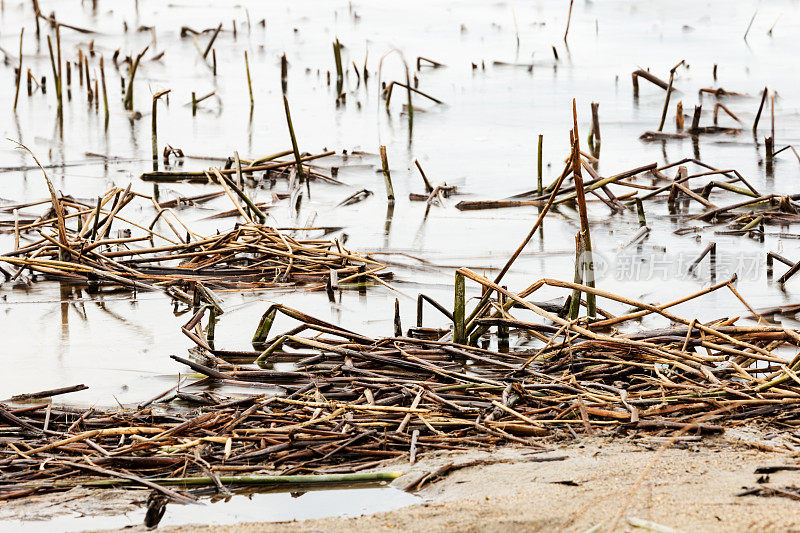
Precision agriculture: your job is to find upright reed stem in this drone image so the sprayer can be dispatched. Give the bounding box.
[13,28,24,110]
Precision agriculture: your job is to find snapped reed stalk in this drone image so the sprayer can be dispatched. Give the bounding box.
[55,23,62,95]
[151,90,171,164]
[85,55,92,105]
[414,159,433,193]
[80,472,402,488]
[384,81,443,105]
[404,60,413,128]
[658,61,683,132]
[571,99,596,317]
[123,46,148,111]
[676,101,684,131]
[589,102,600,155]
[281,53,288,93]
[741,215,763,232]
[753,87,768,133]
[379,145,395,202]
[206,305,216,343]
[333,38,343,96]
[765,136,774,164]
[282,95,305,182]
[13,28,23,110]
[564,0,574,41]
[453,271,466,344]
[537,134,543,195]
[45,36,62,115]
[770,91,775,142]
[244,50,254,106]
[635,198,646,226]
[100,56,108,127]
[203,23,222,59]
[394,298,402,337]
[687,242,716,275]
[252,306,278,347]
[690,105,702,133]
[568,231,585,319]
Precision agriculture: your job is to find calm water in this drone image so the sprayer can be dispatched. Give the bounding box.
[0,0,798,420]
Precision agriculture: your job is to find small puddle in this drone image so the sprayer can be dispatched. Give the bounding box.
[0,486,420,532]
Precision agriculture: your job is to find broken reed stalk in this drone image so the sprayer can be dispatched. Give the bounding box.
[281,53,288,93]
[568,231,585,319]
[589,103,600,155]
[744,9,757,41]
[151,90,171,163]
[394,298,402,337]
[379,145,395,202]
[635,198,646,226]
[564,0,574,41]
[690,105,702,133]
[770,91,775,142]
[282,95,305,182]
[13,28,23,110]
[453,271,465,344]
[571,99,596,317]
[657,61,683,132]
[203,23,222,59]
[753,87,768,132]
[79,472,403,488]
[85,55,92,105]
[713,103,741,125]
[46,35,62,114]
[376,49,414,131]
[244,50,254,106]
[123,46,148,111]
[537,134,543,195]
[100,56,108,127]
[687,242,716,275]
[414,159,434,193]
[333,38,344,96]
[56,24,62,97]
[384,82,443,105]
[403,61,414,127]
[676,101,684,131]
[765,136,774,163]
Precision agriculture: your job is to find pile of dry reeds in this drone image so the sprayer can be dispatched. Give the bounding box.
[4,264,800,503]
[0,175,388,300]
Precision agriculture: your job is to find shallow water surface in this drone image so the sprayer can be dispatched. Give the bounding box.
[0,0,799,492]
